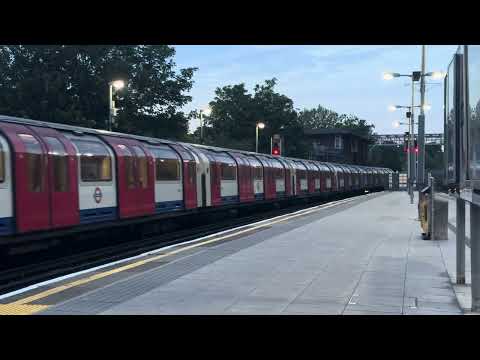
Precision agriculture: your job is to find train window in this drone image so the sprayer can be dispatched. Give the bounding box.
[253,166,263,180]
[118,145,136,189]
[72,139,112,182]
[18,134,44,192]
[133,146,148,188]
[148,146,181,182]
[156,159,180,181]
[188,161,196,184]
[221,163,236,180]
[44,137,69,192]
[0,141,4,183]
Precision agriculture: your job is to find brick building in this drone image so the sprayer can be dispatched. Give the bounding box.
[304,128,371,165]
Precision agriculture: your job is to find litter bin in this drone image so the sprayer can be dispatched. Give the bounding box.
[432,196,448,240]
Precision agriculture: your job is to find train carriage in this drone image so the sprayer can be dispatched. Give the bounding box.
[0,115,390,239]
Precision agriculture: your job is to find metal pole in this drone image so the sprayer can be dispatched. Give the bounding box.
[456,196,466,284]
[418,45,426,194]
[108,84,113,131]
[255,125,259,153]
[409,79,415,204]
[471,202,480,312]
[200,110,204,144]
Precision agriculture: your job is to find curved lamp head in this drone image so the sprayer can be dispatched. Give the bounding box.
[257,122,265,129]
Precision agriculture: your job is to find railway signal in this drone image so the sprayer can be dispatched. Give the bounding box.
[271,134,282,156]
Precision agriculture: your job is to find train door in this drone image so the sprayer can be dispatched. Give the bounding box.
[0,122,50,233]
[0,134,14,235]
[169,144,198,210]
[29,126,79,228]
[101,136,155,219]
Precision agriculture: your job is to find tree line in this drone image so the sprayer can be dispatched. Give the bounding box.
[0,45,374,158]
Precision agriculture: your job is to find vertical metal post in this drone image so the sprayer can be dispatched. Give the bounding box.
[456,196,466,284]
[108,84,113,131]
[255,125,259,153]
[418,45,426,193]
[199,110,204,144]
[430,174,434,239]
[471,203,480,312]
[409,79,415,204]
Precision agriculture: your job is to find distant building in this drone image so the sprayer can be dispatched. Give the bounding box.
[304,128,371,165]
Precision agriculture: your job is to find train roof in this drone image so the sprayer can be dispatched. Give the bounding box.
[0,115,392,172]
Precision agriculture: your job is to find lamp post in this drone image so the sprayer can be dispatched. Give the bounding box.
[388,103,427,203]
[108,80,125,131]
[384,65,444,202]
[199,106,211,144]
[256,122,265,153]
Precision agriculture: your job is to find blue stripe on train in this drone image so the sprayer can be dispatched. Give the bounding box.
[254,193,264,200]
[221,195,239,204]
[80,207,117,224]
[155,200,184,214]
[0,217,14,236]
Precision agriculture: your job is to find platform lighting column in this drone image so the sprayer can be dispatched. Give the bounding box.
[409,76,415,204]
[108,80,125,131]
[418,45,426,194]
[256,122,265,153]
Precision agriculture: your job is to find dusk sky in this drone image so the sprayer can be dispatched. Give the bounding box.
[173,45,458,135]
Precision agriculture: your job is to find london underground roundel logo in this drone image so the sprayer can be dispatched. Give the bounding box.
[94,187,102,204]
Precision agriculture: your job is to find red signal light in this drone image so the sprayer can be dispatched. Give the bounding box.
[272,143,280,156]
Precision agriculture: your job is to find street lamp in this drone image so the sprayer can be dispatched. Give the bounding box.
[199,106,211,144]
[108,79,126,131]
[256,122,265,153]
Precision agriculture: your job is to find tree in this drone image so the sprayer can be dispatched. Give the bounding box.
[0,45,196,140]
[297,105,375,139]
[202,78,308,156]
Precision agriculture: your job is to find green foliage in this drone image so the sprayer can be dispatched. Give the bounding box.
[200,78,306,156]
[0,45,196,140]
[297,105,375,138]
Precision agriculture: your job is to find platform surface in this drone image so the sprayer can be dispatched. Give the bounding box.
[21,192,463,315]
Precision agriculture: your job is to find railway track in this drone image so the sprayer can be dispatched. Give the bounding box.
[0,191,378,296]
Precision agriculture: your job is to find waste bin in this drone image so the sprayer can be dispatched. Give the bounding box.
[432,196,448,240]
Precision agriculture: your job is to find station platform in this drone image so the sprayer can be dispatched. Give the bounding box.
[0,191,464,315]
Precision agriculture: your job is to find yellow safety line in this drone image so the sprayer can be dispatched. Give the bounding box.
[4,196,359,313]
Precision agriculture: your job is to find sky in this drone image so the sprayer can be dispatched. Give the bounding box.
[173,45,458,135]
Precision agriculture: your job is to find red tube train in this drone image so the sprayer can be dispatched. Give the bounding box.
[0,115,393,239]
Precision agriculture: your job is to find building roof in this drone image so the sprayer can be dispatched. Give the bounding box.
[304,128,372,142]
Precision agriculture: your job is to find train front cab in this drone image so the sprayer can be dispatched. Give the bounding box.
[0,121,82,234]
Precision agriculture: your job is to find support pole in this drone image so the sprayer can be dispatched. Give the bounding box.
[471,203,480,312]
[418,45,426,193]
[409,79,415,204]
[456,196,466,284]
[108,84,113,131]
